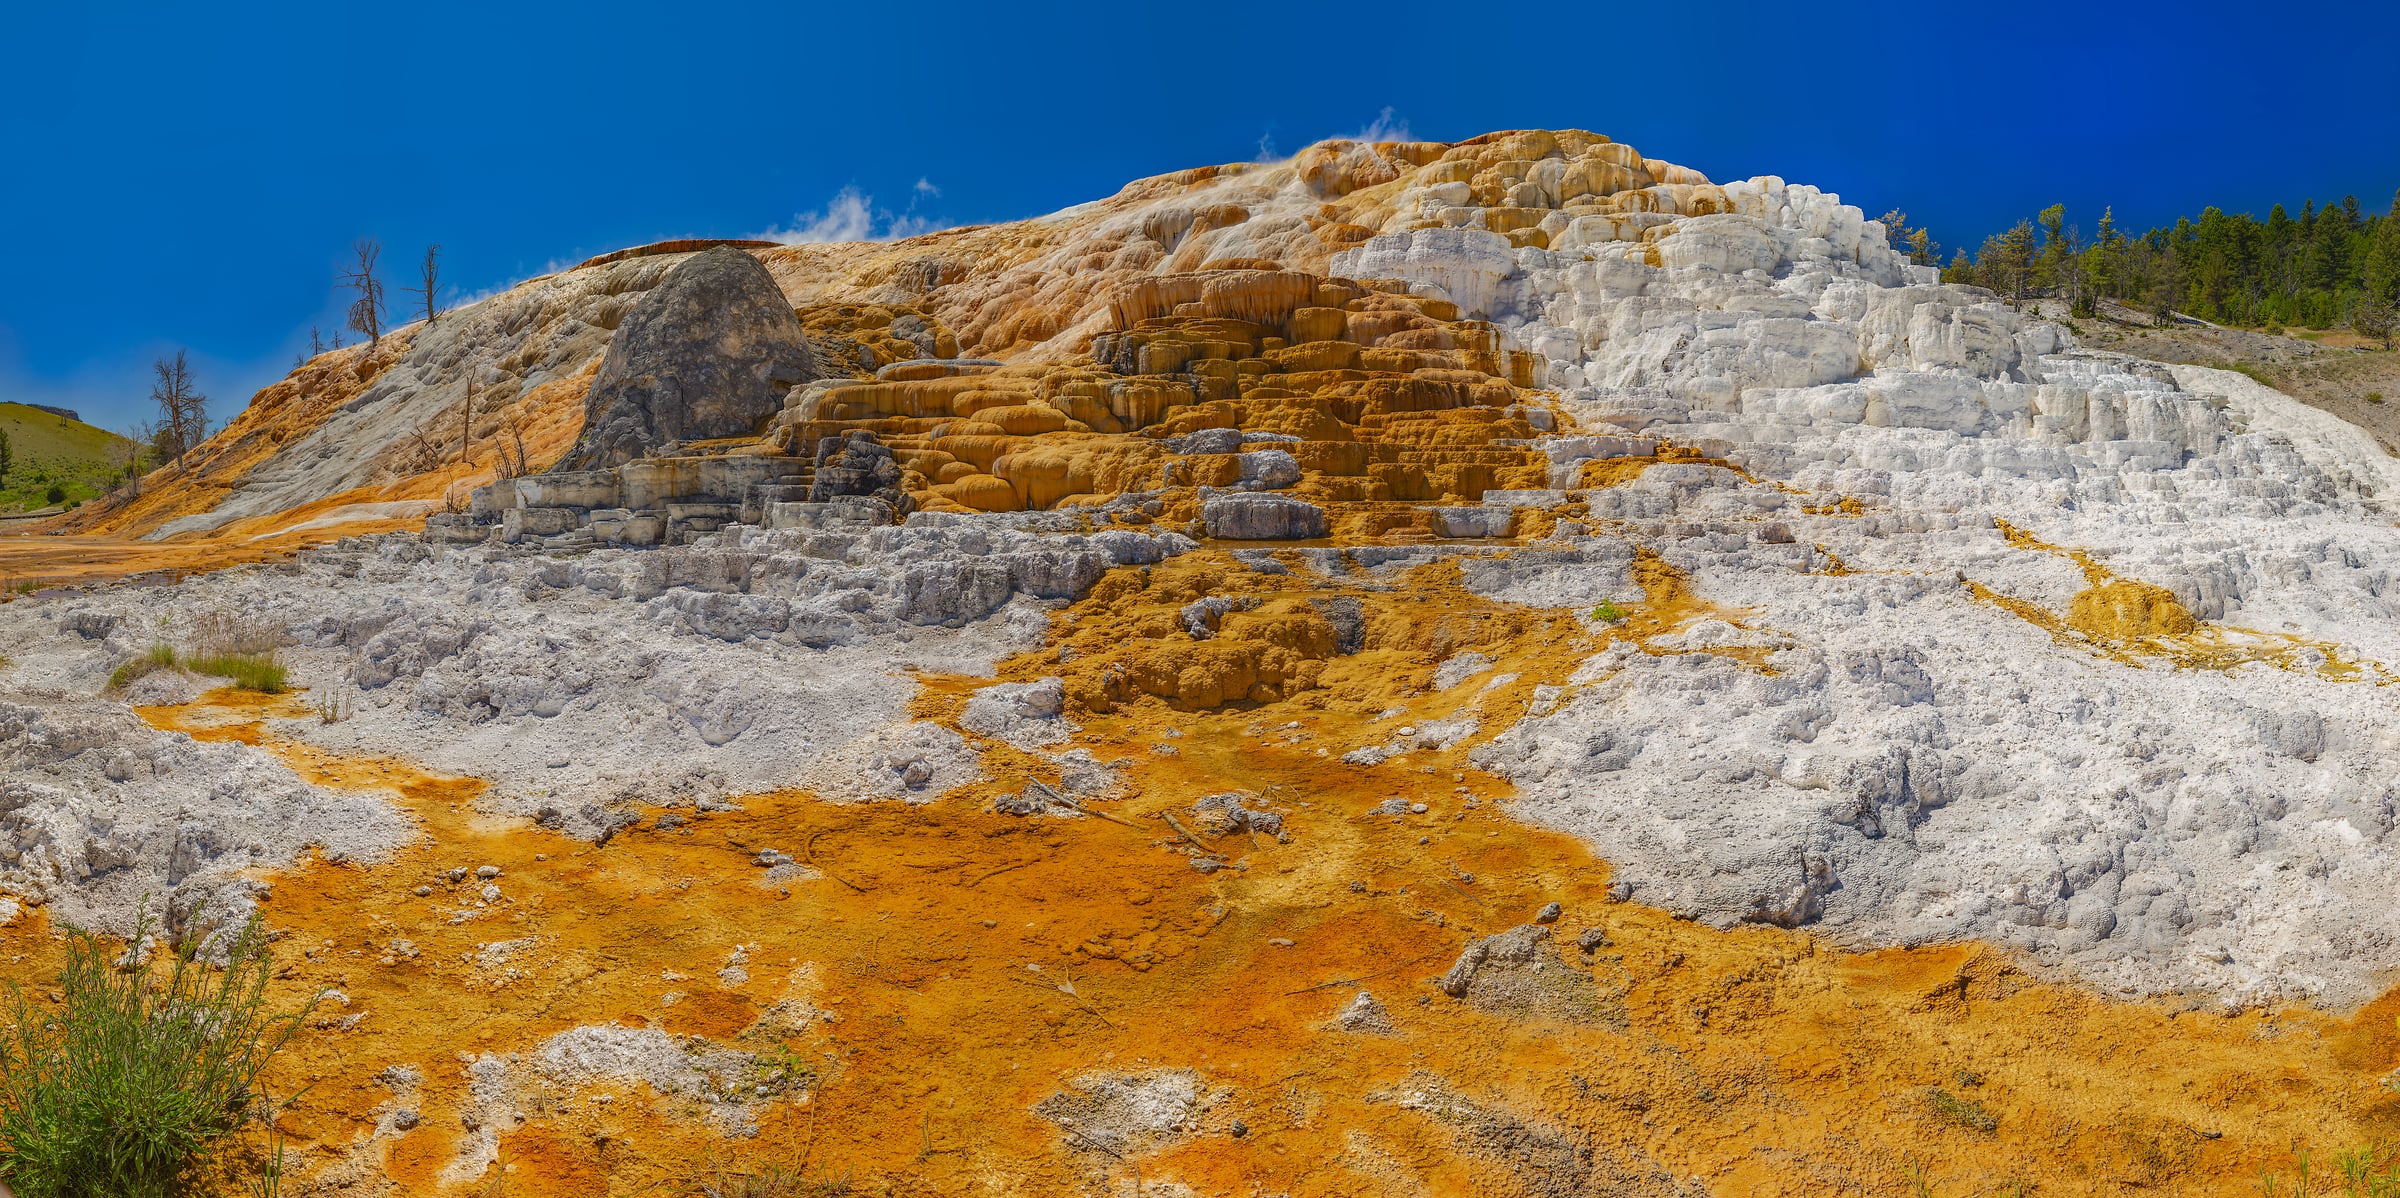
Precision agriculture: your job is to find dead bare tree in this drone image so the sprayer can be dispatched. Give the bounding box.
[494,415,529,480]
[116,421,155,493]
[406,244,445,327]
[149,351,209,473]
[401,420,444,472]
[342,238,386,346]
[294,325,325,370]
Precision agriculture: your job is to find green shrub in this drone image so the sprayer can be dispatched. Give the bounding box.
[1590,600,1628,624]
[0,912,318,1198]
[2368,392,2387,405]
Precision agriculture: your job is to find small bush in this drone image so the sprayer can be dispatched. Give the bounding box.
[2369,392,2387,405]
[0,912,318,1198]
[1590,600,1628,624]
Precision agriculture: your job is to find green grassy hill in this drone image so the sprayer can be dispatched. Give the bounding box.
[0,403,138,514]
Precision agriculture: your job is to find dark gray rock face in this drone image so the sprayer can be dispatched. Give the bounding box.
[808,430,914,517]
[559,247,819,470]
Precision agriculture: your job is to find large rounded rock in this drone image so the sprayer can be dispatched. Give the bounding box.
[559,247,819,470]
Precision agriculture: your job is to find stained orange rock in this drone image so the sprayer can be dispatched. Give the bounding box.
[2,551,2391,1193]
[1975,516,2384,679]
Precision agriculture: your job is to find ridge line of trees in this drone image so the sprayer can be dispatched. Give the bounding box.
[1940,192,2400,345]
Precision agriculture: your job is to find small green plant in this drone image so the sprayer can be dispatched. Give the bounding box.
[1591,600,1628,624]
[106,644,180,692]
[246,1117,287,1198]
[2260,1141,2400,1198]
[743,1043,815,1096]
[0,910,320,1198]
[2368,392,2386,405]
[1922,1085,1998,1133]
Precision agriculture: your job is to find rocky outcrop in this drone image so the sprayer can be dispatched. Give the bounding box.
[1202,493,1326,540]
[559,247,820,470]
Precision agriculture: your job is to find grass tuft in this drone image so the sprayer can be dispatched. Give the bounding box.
[694,1159,853,1198]
[106,644,180,692]
[182,610,288,693]
[2260,1141,2400,1198]
[0,909,319,1198]
[182,653,286,694]
[1922,1085,1998,1134]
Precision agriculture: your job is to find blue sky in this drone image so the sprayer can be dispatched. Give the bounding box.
[5,0,2397,431]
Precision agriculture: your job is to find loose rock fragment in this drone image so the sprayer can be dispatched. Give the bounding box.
[1333,990,1396,1034]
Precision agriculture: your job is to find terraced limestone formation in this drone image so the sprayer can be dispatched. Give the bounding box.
[5,129,2400,1194]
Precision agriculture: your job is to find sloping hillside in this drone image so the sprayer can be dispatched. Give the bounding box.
[0,401,133,514]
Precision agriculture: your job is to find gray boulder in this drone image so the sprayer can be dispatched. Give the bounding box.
[558,247,819,470]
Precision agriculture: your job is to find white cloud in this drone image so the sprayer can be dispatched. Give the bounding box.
[755,187,949,245]
[913,177,940,197]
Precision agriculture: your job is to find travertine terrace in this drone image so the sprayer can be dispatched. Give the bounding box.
[6,129,2400,1194]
